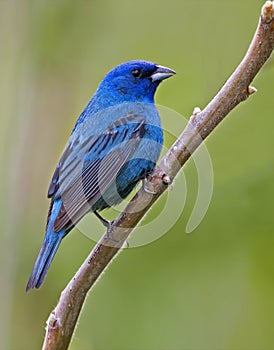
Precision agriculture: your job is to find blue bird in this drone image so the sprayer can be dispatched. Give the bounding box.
[26,60,175,291]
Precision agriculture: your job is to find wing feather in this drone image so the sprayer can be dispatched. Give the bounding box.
[52,116,146,232]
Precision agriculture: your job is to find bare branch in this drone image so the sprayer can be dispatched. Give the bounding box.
[42,2,274,349]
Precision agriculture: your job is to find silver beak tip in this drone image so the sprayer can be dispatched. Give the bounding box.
[151,65,176,82]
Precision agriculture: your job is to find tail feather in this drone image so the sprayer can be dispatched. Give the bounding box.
[27,198,67,291]
[26,233,63,292]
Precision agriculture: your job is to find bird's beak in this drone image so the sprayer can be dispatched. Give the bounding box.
[150,65,176,82]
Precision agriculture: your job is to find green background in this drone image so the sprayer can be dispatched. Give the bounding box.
[1,1,274,349]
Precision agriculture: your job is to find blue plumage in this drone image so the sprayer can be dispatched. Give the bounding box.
[26,60,175,291]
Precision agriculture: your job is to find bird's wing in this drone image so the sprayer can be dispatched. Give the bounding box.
[48,113,146,232]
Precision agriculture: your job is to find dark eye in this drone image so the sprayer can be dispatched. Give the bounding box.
[131,68,141,78]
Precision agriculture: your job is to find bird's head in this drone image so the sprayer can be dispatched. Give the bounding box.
[96,60,176,105]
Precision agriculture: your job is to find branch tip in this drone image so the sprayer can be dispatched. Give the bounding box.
[262,1,274,23]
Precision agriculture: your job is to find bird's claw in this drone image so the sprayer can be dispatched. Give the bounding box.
[94,211,129,247]
[104,225,129,248]
[142,178,157,195]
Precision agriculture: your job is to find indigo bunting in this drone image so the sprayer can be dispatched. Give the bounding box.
[26,60,175,291]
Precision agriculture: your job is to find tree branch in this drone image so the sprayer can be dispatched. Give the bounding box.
[42,2,274,349]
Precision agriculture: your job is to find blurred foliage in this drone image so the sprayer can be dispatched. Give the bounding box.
[1,0,274,349]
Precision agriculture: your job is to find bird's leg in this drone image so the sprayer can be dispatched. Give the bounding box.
[142,178,157,195]
[94,211,131,247]
[94,210,110,227]
[94,210,119,243]
[94,210,131,247]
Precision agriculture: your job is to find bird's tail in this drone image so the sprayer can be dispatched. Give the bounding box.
[26,198,67,292]
[26,232,64,292]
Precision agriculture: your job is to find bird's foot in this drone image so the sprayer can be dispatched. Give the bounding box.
[104,225,130,249]
[94,211,129,248]
[94,212,117,243]
[142,178,157,195]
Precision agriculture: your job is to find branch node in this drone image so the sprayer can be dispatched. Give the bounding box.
[248,86,257,95]
[47,312,59,329]
[193,106,202,116]
[162,173,173,186]
[262,1,274,23]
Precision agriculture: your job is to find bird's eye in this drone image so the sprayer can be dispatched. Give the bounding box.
[131,68,141,78]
